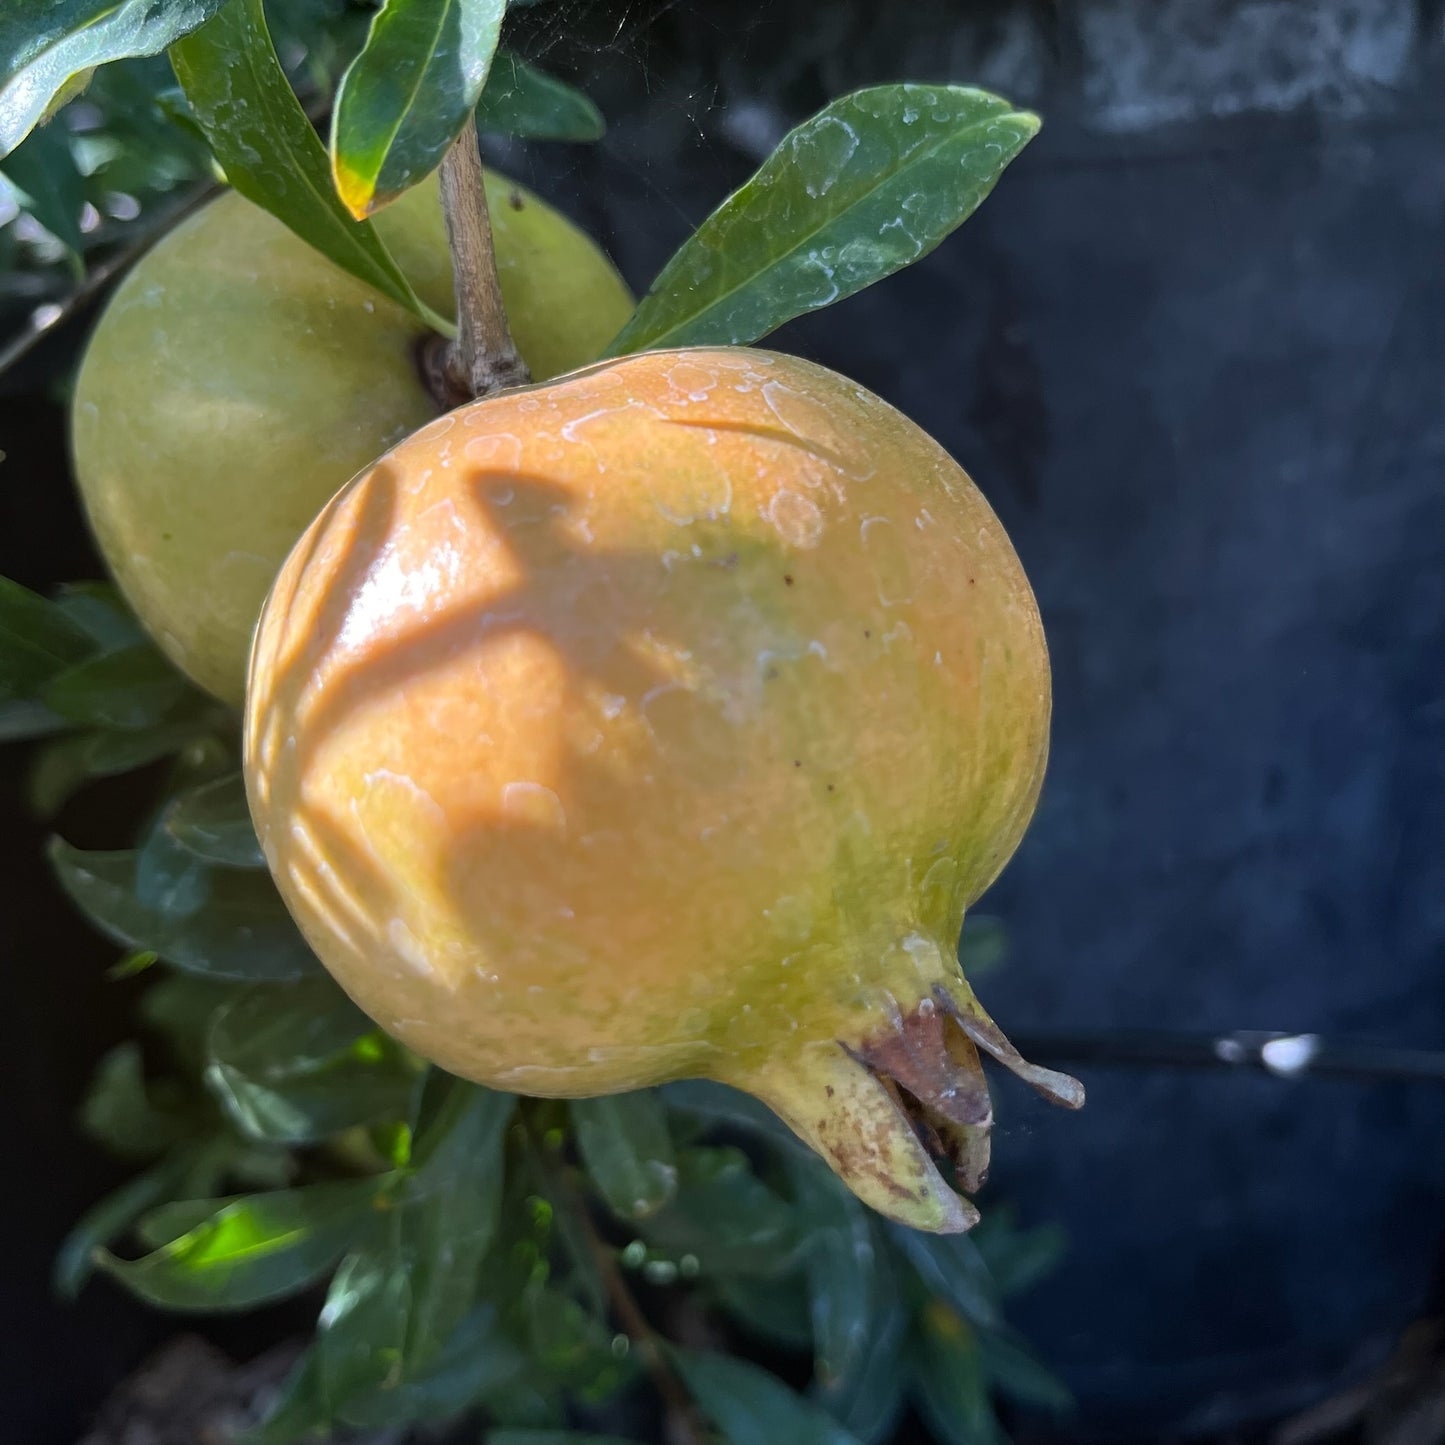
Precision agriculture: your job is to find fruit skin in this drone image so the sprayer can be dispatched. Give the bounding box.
[70,170,634,706]
[245,347,1081,1232]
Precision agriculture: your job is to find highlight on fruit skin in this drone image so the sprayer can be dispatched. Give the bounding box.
[70,169,634,707]
[244,345,1083,1233]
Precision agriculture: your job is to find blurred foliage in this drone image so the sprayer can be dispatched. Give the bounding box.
[1,3,1059,1441]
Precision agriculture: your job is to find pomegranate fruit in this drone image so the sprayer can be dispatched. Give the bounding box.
[244,347,1081,1232]
[71,170,633,705]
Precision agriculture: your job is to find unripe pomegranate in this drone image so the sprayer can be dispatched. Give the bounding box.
[245,347,1081,1232]
[71,170,633,705]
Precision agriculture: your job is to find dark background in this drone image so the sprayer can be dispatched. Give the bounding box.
[3,1,1443,1440]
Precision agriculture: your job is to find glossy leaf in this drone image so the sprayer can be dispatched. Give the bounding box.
[206,978,421,1144]
[318,1082,514,1402]
[790,1159,875,1389]
[329,0,506,219]
[42,643,190,729]
[890,1222,1001,1329]
[170,0,445,326]
[0,574,93,697]
[53,1150,197,1298]
[572,1091,677,1221]
[0,0,227,157]
[164,769,264,867]
[49,839,320,981]
[910,1304,1004,1445]
[641,1147,798,1277]
[675,1350,865,1445]
[475,53,604,141]
[607,83,1038,355]
[1,120,84,264]
[98,1177,381,1310]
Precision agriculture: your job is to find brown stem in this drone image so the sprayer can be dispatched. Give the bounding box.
[521,1111,707,1445]
[437,117,529,401]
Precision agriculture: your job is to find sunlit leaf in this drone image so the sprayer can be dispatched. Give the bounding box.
[608,83,1038,355]
[49,838,320,981]
[0,573,94,697]
[475,53,604,141]
[0,0,228,157]
[206,978,422,1144]
[43,642,190,729]
[164,769,264,867]
[98,1176,382,1310]
[674,1350,865,1445]
[329,0,506,219]
[170,0,446,326]
[572,1090,677,1221]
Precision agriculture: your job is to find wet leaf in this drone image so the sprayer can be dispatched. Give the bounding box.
[206,978,422,1144]
[572,1091,677,1221]
[98,1176,381,1310]
[50,838,320,981]
[329,0,505,219]
[641,1146,798,1277]
[170,0,444,326]
[675,1350,865,1445]
[608,83,1038,355]
[0,573,94,697]
[0,0,228,157]
[475,53,604,141]
[910,1303,1004,1445]
[164,769,264,867]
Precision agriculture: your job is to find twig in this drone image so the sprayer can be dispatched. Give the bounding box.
[437,117,529,401]
[521,1109,707,1445]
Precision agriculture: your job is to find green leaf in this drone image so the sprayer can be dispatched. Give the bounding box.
[0,0,228,157]
[520,1284,635,1400]
[814,1284,908,1445]
[977,1329,1073,1413]
[641,1146,797,1277]
[164,769,265,867]
[80,1042,193,1158]
[49,838,321,981]
[53,1150,198,1298]
[27,719,214,815]
[42,642,190,729]
[910,1304,1004,1445]
[141,973,240,1071]
[607,83,1038,355]
[674,1350,865,1445]
[971,1212,1065,1298]
[317,1082,514,1403]
[0,696,69,742]
[1,119,84,265]
[790,1160,875,1389]
[890,1223,1001,1330]
[712,1268,813,1352]
[572,1091,677,1221]
[170,0,445,327]
[660,1078,802,1149]
[475,53,604,141]
[53,582,148,652]
[0,574,94,697]
[98,1176,381,1310]
[206,978,422,1144]
[329,0,506,219]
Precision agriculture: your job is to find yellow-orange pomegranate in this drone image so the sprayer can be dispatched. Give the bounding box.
[245,347,1081,1232]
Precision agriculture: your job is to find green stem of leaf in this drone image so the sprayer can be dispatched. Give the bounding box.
[437,117,528,401]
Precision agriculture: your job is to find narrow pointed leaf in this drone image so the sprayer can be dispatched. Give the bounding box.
[1,120,84,262]
[206,979,422,1144]
[49,838,320,981]
[977,1329,1073,1413]
[42,643,190,729]
[475,53,604,141]
[53,582,147,652]
[165,770,265,867]
[0,0,228,157]
[972,1212,1066,1298]
[330,0,506,219]
[0,697,69,742]
[170,0,445,327]
[572,1091,677,1220]
[815,1288,908,1444]
[0,574,94,696]
[98,1177,381,1310]
[607,83,1038,355]
[674,1351,865,1445]
[891,1222,1001,1329]
[910,1304,1005,1445]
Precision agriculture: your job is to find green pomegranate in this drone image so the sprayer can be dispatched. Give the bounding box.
[71,170,634,705]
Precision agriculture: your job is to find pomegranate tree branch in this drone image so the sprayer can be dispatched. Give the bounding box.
[437,116,529,401]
